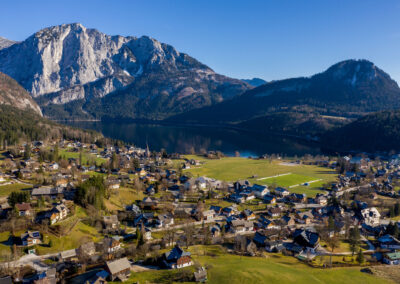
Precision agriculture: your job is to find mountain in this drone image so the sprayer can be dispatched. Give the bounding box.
[0,23,249,120]
[169,60,400,127]
[242,78,267,87]
[0,72,42,115]
[0,37,15,50]
[321,110,400,152]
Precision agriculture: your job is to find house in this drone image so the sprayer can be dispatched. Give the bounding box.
[222,206,238,217]
[315,195,328,206]
[292,229,320,252]
[383,252,400,265]
[202,210,216,221]
[361,207,381,226]
[155,214,174,228]
[103,215,120,230]
[242,209,256,220]
[48,163,59,170]
[263,194,276,204]
[265,240,284,252]
[377,235,400,250]
[106,257,131,281]
[106,178,120,190]
[274,187,290,197]
[78,241,96,257]
[140,197,158,210]
[15,203,32,216]
[164,246,193,269]
[280,215,295,226]
[268,207,282,218]
[20,231,41,246]
[251,184,269,198]
[61,249,77,262]
[31,186,65,199]
[194,267,207,282]
[229,219,254,234]
[50,203,68,223]
[103,237,121,253]
[126,204,141,216]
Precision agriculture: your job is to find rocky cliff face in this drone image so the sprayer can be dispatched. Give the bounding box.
[0,72,42,115]
[0,23,249,120]
[0,37,15,50]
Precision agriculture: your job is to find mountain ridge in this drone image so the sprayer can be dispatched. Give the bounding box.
[0,23,250,120]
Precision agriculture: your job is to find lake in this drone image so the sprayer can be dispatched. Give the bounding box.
[65,121,323,157]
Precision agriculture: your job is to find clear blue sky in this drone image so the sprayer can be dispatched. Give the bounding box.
[1,0,400,82]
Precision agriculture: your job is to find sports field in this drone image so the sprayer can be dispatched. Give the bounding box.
[184,156,336,196]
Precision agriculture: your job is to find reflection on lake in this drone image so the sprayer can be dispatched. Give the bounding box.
[65,121,323,157]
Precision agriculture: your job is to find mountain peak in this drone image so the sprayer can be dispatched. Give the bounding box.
[0,37,16,50]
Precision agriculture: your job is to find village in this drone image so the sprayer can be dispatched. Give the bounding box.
[0,140,398,283]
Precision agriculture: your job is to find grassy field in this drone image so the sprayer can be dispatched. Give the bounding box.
[105,187,145,211]
[123,245,389,284]
[185,156,336,197]
[0,183,32,197]
[59,148,106,166]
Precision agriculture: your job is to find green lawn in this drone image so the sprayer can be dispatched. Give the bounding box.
[123,245,390,284]
[0,183,32,197]
[185,156,336,197]
[59,148,106,166]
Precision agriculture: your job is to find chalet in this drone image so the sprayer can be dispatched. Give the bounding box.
[145,185,155,195]
[103,215,120,230]
[78,241,96,257]
[229,193,245,204]
[210,205,222,215]
[251,184,269,198]
[106,257,131,281]
[140,197,158,210]
[53,176,68,187]
[155,214,174,228]
[134,213,154,227]
[222,206,238,217]
[265,240,284,252]
[377,235,400,250]
[242,209,256,220]
[106,178,120,190]
[194,267,208,282]
[61,249,78,262]
[164,246,193,269]
[103,237,122,253]
[293,229,320,252]
[263,194,276,204]
[361,207,381,226]
[253,231,268,247]
[257,215,280,230]
[268,207,282,218]
[31,186,65,199]
[229,219,254,234]
[280,215,295,226]
[15,203,32,216]
[126,204,141,216]
[202,210,216,221]
[48,163,59,171]
[234,180,251,191]
[20,231,41,246]
[289,193,307,203]
[315,195,328,206]
[383,252,400,265]
[274,187,290,197]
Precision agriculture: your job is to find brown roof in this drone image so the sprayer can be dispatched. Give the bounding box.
[15,203,31,211]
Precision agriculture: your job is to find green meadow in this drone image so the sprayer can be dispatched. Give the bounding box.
[184,156,336,196]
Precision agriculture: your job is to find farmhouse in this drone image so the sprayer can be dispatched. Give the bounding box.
[106,257,131,281]
[164,246,193,269]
